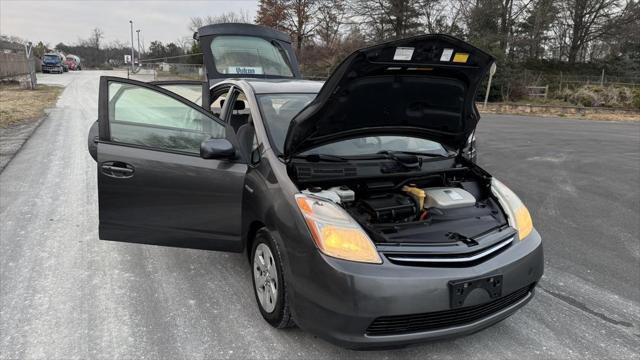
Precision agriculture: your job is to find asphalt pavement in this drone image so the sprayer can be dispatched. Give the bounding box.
[1,70,638,359]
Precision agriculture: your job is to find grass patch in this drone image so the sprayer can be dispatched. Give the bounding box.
[0,84,63,128]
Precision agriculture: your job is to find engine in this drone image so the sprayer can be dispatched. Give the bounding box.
[299,168,510,244]
[302,184,477,224]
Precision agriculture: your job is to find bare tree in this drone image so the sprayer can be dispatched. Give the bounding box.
[256,0,290,31]
[558,0,622,63]
[594,0,639,61]
[256,0,319,54]
[515,0,557,59]
[285,0,319,53]
[420,0,466,36]
[175,36,191,54]
[87,28,104,50]
[349,0,390,40]
[316,0,346,48]
[349,0,422,40]
[387,0,423,38]
[190,10,252,32]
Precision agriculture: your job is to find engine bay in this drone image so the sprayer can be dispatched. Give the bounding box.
[296,161,508,245]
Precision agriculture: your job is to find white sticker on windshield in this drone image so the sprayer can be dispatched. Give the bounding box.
[393,47,414,61]
[228,66,264,75]
[440,48,454,62]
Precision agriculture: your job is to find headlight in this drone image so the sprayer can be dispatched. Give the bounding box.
[295,194,382,264]
[491,178,533,240]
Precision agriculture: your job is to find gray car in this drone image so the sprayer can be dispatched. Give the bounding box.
[88,24,543,349]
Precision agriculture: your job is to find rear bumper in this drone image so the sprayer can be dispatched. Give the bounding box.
[287,229,543,349]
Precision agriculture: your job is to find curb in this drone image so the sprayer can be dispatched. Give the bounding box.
[477,102,640,120]
[479,109,640,122]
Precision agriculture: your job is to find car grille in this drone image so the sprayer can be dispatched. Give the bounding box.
[365,285,532,336]
[384,236,514,267]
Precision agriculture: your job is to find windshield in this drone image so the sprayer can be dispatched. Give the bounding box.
[44,55,59,62]
[211,36,293,77]
[257,93,447,156]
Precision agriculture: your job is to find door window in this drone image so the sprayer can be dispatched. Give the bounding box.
[156,84,203,104]
[108,82,225,154]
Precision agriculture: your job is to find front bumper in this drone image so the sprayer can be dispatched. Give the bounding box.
[42,65,63,73]
[287,229,543,349]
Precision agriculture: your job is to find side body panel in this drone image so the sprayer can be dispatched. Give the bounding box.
[98,143,247,251]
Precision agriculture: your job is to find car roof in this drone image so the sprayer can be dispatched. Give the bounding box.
[197,23,292,43]
[244,79,324,94]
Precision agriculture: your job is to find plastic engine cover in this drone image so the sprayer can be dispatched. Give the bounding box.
[424,187,476,209]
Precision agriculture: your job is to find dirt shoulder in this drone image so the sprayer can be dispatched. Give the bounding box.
[0,84,63,128]
[0,83,64,171]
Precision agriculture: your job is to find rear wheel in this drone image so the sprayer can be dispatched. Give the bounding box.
[251,228,295,328]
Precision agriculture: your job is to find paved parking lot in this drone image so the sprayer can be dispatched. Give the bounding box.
[1,70,638,359]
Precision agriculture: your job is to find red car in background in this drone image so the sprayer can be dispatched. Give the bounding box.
[64,55,82,70]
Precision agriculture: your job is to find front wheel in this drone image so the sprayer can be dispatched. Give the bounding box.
[251,229,295,328]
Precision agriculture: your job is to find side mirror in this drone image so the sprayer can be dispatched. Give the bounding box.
[87,120,99,162]
[200,138,235,160]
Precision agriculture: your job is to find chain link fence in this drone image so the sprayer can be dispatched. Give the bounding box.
[126,53,204,82]
[518,70,640,91]
[477,67,640,107]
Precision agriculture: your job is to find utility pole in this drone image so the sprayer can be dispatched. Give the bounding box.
[136,29,141,61]
[129,20,135,72]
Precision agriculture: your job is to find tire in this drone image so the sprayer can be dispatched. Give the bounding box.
[250,228,295,328]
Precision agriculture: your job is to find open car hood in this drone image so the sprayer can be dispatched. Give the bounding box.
[284,34,495,156]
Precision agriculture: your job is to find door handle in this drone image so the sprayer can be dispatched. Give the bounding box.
[101,161,135,178]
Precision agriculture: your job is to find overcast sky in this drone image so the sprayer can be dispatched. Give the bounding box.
[0,0,258,47]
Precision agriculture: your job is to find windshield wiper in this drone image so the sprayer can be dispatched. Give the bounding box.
[377,150,452,158]
[375,151,422,170]
[293,150,451,164]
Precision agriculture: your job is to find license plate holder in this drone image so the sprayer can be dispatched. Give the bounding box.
[448,274,503,308]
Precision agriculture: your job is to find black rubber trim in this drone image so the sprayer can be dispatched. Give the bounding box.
[365,285,532,336]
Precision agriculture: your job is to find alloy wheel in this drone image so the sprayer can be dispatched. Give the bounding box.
[253,243,279,313]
